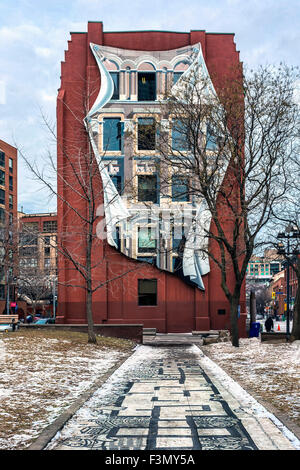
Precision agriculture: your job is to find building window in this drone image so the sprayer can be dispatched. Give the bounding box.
[0,170,5,186]
[43,221,57,232]
[103,118,123,152]
[173,72,183,85]
[172,119,188,151]
[0,151,5,168]
[44,258,51,269]
[206,123,218,150]
[138,279,157,306]
[0,285,5,300]
[138,175,158,203]
[110,72,119,100]
[9,158,13,173]
[138,227,157,253]
[44,247,50,256]
[0,189,5,205]
[172,175,189,202]
[0,208,5,224]
[172,226,184,252]
[111,175,122,194]
[9,175,13,191]
[43,236,51,245]
[137,118,156,150]
[9,194,13,209]
[113,226,121,251]
[138,72,156,101]
[137,256,156,265]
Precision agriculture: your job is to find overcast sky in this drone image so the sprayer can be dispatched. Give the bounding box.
[0,0,299,213]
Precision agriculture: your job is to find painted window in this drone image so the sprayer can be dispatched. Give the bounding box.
[0,151,5,168]
[206,123,218,150]
[103,118,123,152]
[172,119,188,151]
[138,175,158,203]
[173,72,183,85]
[138,72,156,101]
[138,279,157,306]
[137,256,155,265]
[138,227,157,253]
[138,118,156,150]
[172,175,189,202]
[172,226,185,252]
[110,72,119,100]
[111,175,122,194]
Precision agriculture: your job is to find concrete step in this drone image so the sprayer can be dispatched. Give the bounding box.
[143,328,157,335]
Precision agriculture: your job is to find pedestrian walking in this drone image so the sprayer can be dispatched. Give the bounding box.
[265,316,274,333]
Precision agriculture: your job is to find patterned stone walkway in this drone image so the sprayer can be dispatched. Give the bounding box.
[47,345,297,451]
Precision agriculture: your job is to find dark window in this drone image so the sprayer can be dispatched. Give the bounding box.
[172,226,184,252]
[44,247,50,256]
[206,123,218,150]
[0,189,5,205]
[113,226,121,251]
[103,118,123,152]
[138,175,158,203]
[43,236,51,245]
[9,194,13,209]
[21,233,37,245]
[0,170,5,186]
[138,227,157,253]
[138,72,156,101]
[110,72,119,100]
[138,279,157,306]
[138,118,156,150]
[218,309,226,315]
[111,175,122,194]
[21,246,36,256]
[0,151,5,167]
[9,175,13,191]
[172,119,188,151]
[0,208,5,223]
[172,175,189,202]
[0,285,5,300]
[43,221,57,232]
[137,256,156,265]
[173,72,183,85]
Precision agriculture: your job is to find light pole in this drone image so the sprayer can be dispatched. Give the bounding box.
[277,225,300,340]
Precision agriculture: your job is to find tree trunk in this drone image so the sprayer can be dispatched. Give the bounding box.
[86,285,97,344]
[230,294,240,347]
[291,279,300,341]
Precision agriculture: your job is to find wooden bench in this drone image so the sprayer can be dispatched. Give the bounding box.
[0,314,19,324]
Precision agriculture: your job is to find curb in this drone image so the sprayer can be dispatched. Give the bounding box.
[197,346,300,442]
[26,351,134,451]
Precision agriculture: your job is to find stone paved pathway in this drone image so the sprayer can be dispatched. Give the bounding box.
[47,345,298,451]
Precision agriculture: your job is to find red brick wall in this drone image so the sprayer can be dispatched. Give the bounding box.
[56,23,246,336]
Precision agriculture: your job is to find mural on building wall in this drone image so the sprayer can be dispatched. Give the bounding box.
[84,42,229,290]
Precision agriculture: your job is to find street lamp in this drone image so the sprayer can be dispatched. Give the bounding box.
[277,225,300,340]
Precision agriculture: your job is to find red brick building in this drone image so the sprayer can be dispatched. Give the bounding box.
[56,22,246,335]
[0,139,18,313]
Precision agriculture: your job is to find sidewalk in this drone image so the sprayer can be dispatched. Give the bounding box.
[46,344,299,451]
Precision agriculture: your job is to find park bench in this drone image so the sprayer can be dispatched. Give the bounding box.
[0,315,19,331]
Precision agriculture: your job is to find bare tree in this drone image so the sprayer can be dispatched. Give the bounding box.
[155,64,299,346]
[18,91,139,343]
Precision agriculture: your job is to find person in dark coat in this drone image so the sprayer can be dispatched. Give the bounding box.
[265,316,274,332]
